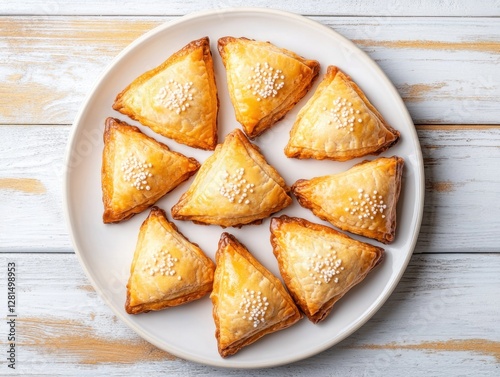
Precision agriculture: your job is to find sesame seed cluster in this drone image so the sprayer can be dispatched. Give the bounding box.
[307,251,344,285]
[142,248,182,280]
[238,288,270,328]
[246,62,285,101]
[121,155,153,191]
[155,79,194,114]
[322,96,363,133]
[345,189,387,220]
[218,168,255,205]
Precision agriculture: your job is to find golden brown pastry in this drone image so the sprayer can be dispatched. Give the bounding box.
[270,215,384,323]
[113,37,219,150]
[101,117,200,223]
[218,36,319,138]
[211,233,302,357]
[292,156,404,243]
[285,66,400,161]
[171,128,292,227]
[125,207,215,314]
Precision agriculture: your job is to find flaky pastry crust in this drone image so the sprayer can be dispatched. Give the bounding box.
[270,215,384,323]
[125,207,215,314]
[171,128,292,227]
[292,156,404,243]
[218,36,319,138]
[101,117,199,223]
[210,233,301,357]
[113,37,219,150]
[285,66,400,161]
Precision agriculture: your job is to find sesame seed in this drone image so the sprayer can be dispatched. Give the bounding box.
[155,79,195,114]
[345,188,387,220]
[218,168,254,205]
[307,252,343,285]
[248,62,286,101]
[120,155,153,191]
[322,97,365,133]
[239,289,269,328]
[141,249,180,278]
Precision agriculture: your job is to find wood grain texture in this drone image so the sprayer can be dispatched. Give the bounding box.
[0,17,160,124]
[0,178,46,194]
[355,339,500,362]
[0,125,68,251]
[0,125,498,253]
[1,3,499,376]
[334,16,500,125]
[0,16,499,125]
[416,125,500,252]
[17,317,175,364]
[1,0,499,16]
[0,253,498,376]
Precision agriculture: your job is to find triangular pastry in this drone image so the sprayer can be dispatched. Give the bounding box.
[218,36,319,138]
[101,117,200,223]
[171,128,292,227]
[211,233,302,357]
[292,156,404,243]
[125,207,215,314]
[270,215,384,323]
[285,66,400,161]
[113,37,219,150]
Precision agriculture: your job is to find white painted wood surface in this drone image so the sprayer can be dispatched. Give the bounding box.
[0,1,499,375]
[1,16,499,125]
[1,0,499,17]
[1,253,499,376]
[1,125,499,253]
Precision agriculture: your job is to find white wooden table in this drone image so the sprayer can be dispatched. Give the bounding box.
[1,1,499,375]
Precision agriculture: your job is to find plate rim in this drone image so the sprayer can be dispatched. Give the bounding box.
[63,6,425,369]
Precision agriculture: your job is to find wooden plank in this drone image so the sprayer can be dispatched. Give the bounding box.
[0,17,161,125]
[1,0,499,17]
[0,252,498,375]
[0,125,499,253]
[0,125,68,251]
[0,16,499,125]
[335,17,500,125]
[415,125,500,252]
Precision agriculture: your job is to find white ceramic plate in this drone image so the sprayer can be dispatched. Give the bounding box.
[64,8,424,368]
